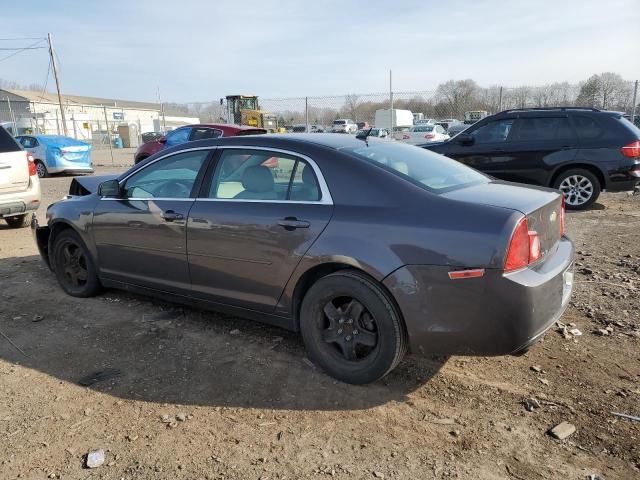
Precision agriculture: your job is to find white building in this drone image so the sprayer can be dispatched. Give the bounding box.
[0,89,199,146]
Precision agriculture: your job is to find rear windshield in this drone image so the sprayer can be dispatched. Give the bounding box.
[343,141,488,193]
[333,120,346,125]
[413,125,434,132]
[0,126,21,153]
[237,129,267,136]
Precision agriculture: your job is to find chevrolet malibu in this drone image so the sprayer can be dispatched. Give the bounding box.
[32,134,574,384]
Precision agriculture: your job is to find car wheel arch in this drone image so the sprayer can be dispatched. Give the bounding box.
[550,163,606,191]
[290,262,403,333]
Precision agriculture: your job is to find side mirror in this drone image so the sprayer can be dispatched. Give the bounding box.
[98,179,121,198]
[457,133,474,145]
[158,136,167,144]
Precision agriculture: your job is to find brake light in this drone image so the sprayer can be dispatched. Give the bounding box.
[424,134,436,139]
[402,134,410,140]
[621,140,640,158]
[26,152,37,177]
[560,196,565,236]
[504,217,541,272]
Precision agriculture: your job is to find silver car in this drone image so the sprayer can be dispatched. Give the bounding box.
[0,127,41,228]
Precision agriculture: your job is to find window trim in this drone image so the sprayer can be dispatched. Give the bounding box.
[196,146,333,205]
[101,146,215,201]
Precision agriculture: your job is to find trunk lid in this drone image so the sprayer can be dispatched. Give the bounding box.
[442,180,563,259]
[0,150,30,194]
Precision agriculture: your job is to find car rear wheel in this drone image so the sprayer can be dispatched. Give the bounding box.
[35,160,48,178]
[300,270,407,384]
[4,214,31,228]
[52,230,101,297]
[553,169,601,210]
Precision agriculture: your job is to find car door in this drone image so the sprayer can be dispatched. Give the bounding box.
[505,116,577,186]
[187,147,333,312]
[92,148,211,293]
[444,118,516,178]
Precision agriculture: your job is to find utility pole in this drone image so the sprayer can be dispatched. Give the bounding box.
[47,33,68,136]
[631,80,638,124]
[389,70,393,134]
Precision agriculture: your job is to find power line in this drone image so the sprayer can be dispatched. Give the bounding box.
[0,39,47,64]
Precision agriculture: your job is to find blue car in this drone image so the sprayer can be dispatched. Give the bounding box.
[15,135,93,178]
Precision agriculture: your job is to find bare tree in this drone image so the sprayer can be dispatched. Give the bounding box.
[435,79,479,118]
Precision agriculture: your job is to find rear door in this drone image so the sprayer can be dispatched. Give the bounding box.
[506,116,577,186]
[0,127,29,194]
[187,147,333,312]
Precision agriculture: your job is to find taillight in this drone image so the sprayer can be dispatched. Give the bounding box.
[504,217,541,272]
[560,196,565,236]
[26,152,37,177]
[424,134,435,139]
[402,134,410,140]
[621,140,640,158]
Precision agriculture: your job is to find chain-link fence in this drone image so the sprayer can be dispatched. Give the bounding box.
[186,81,639,132]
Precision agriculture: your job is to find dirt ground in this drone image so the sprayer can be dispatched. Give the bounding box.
[0,166,639,480]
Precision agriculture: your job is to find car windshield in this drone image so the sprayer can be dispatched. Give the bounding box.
[344,142,487,193]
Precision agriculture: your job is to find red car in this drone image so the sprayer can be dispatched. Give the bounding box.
[134,124,266,164]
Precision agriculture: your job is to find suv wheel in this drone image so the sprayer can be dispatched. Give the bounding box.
[35,160,48,178]
[4,214,31,228]
[300,270,408,384]
[553,168,601,210]
[52,230,102,297]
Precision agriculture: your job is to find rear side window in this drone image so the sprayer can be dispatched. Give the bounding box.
[0,126,21,152]
[189,128,222,141]
[513,117,574,141]
[346,141,487,193]
[572,116,604,139]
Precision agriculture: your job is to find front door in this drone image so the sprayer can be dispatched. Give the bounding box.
[187,148,333,312]
[92,149,211,293]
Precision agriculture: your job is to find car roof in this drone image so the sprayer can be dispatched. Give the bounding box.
[183,123,265,132]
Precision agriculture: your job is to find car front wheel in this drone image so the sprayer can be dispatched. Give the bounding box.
[35,160,48,178]
[52,230,102,297]
[553,168,601,210]
[300,270,408,384]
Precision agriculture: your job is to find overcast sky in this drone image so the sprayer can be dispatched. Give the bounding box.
[1,0,639,102]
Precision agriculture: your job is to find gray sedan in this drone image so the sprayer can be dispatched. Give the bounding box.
[32,134,574,384]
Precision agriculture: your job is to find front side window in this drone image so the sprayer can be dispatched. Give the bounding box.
[210,149,321,201]
[345,141,487,193]
[513,117,573,141]
[190,127,222,141]
[471,119,514,144]
[123,150,209,199]
[165,127,191,147]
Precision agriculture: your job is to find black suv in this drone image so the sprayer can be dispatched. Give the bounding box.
[423,108,640,209]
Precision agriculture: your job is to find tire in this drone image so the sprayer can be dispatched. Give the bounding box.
[51,229,102,297]
[300,270,408,384]
[35,160,48,178]
[4,214,31,228]
[553,168,601,210]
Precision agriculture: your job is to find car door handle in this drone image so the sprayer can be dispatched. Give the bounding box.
[277,217,310,230]
[161,210,184,222]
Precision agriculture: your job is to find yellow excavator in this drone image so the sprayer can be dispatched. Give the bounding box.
[225,95,279,133]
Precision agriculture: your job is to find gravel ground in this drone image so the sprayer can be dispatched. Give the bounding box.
[0,168,638,480]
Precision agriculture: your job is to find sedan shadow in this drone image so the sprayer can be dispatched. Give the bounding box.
[0,255,446,411]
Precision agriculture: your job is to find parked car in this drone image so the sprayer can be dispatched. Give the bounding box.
[134,124,267,164]
[356,128,389,139]
[331,119,358,134]
[415,118,437,125]
[15,135,93,178]
[33,134,573,384]
[397,124,450,144]
[141,132,163,144]
[423,108,640,210]
[0,126,40,228]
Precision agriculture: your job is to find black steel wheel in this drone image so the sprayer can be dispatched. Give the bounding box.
[300,270,407,384]
[52,230,101,297]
